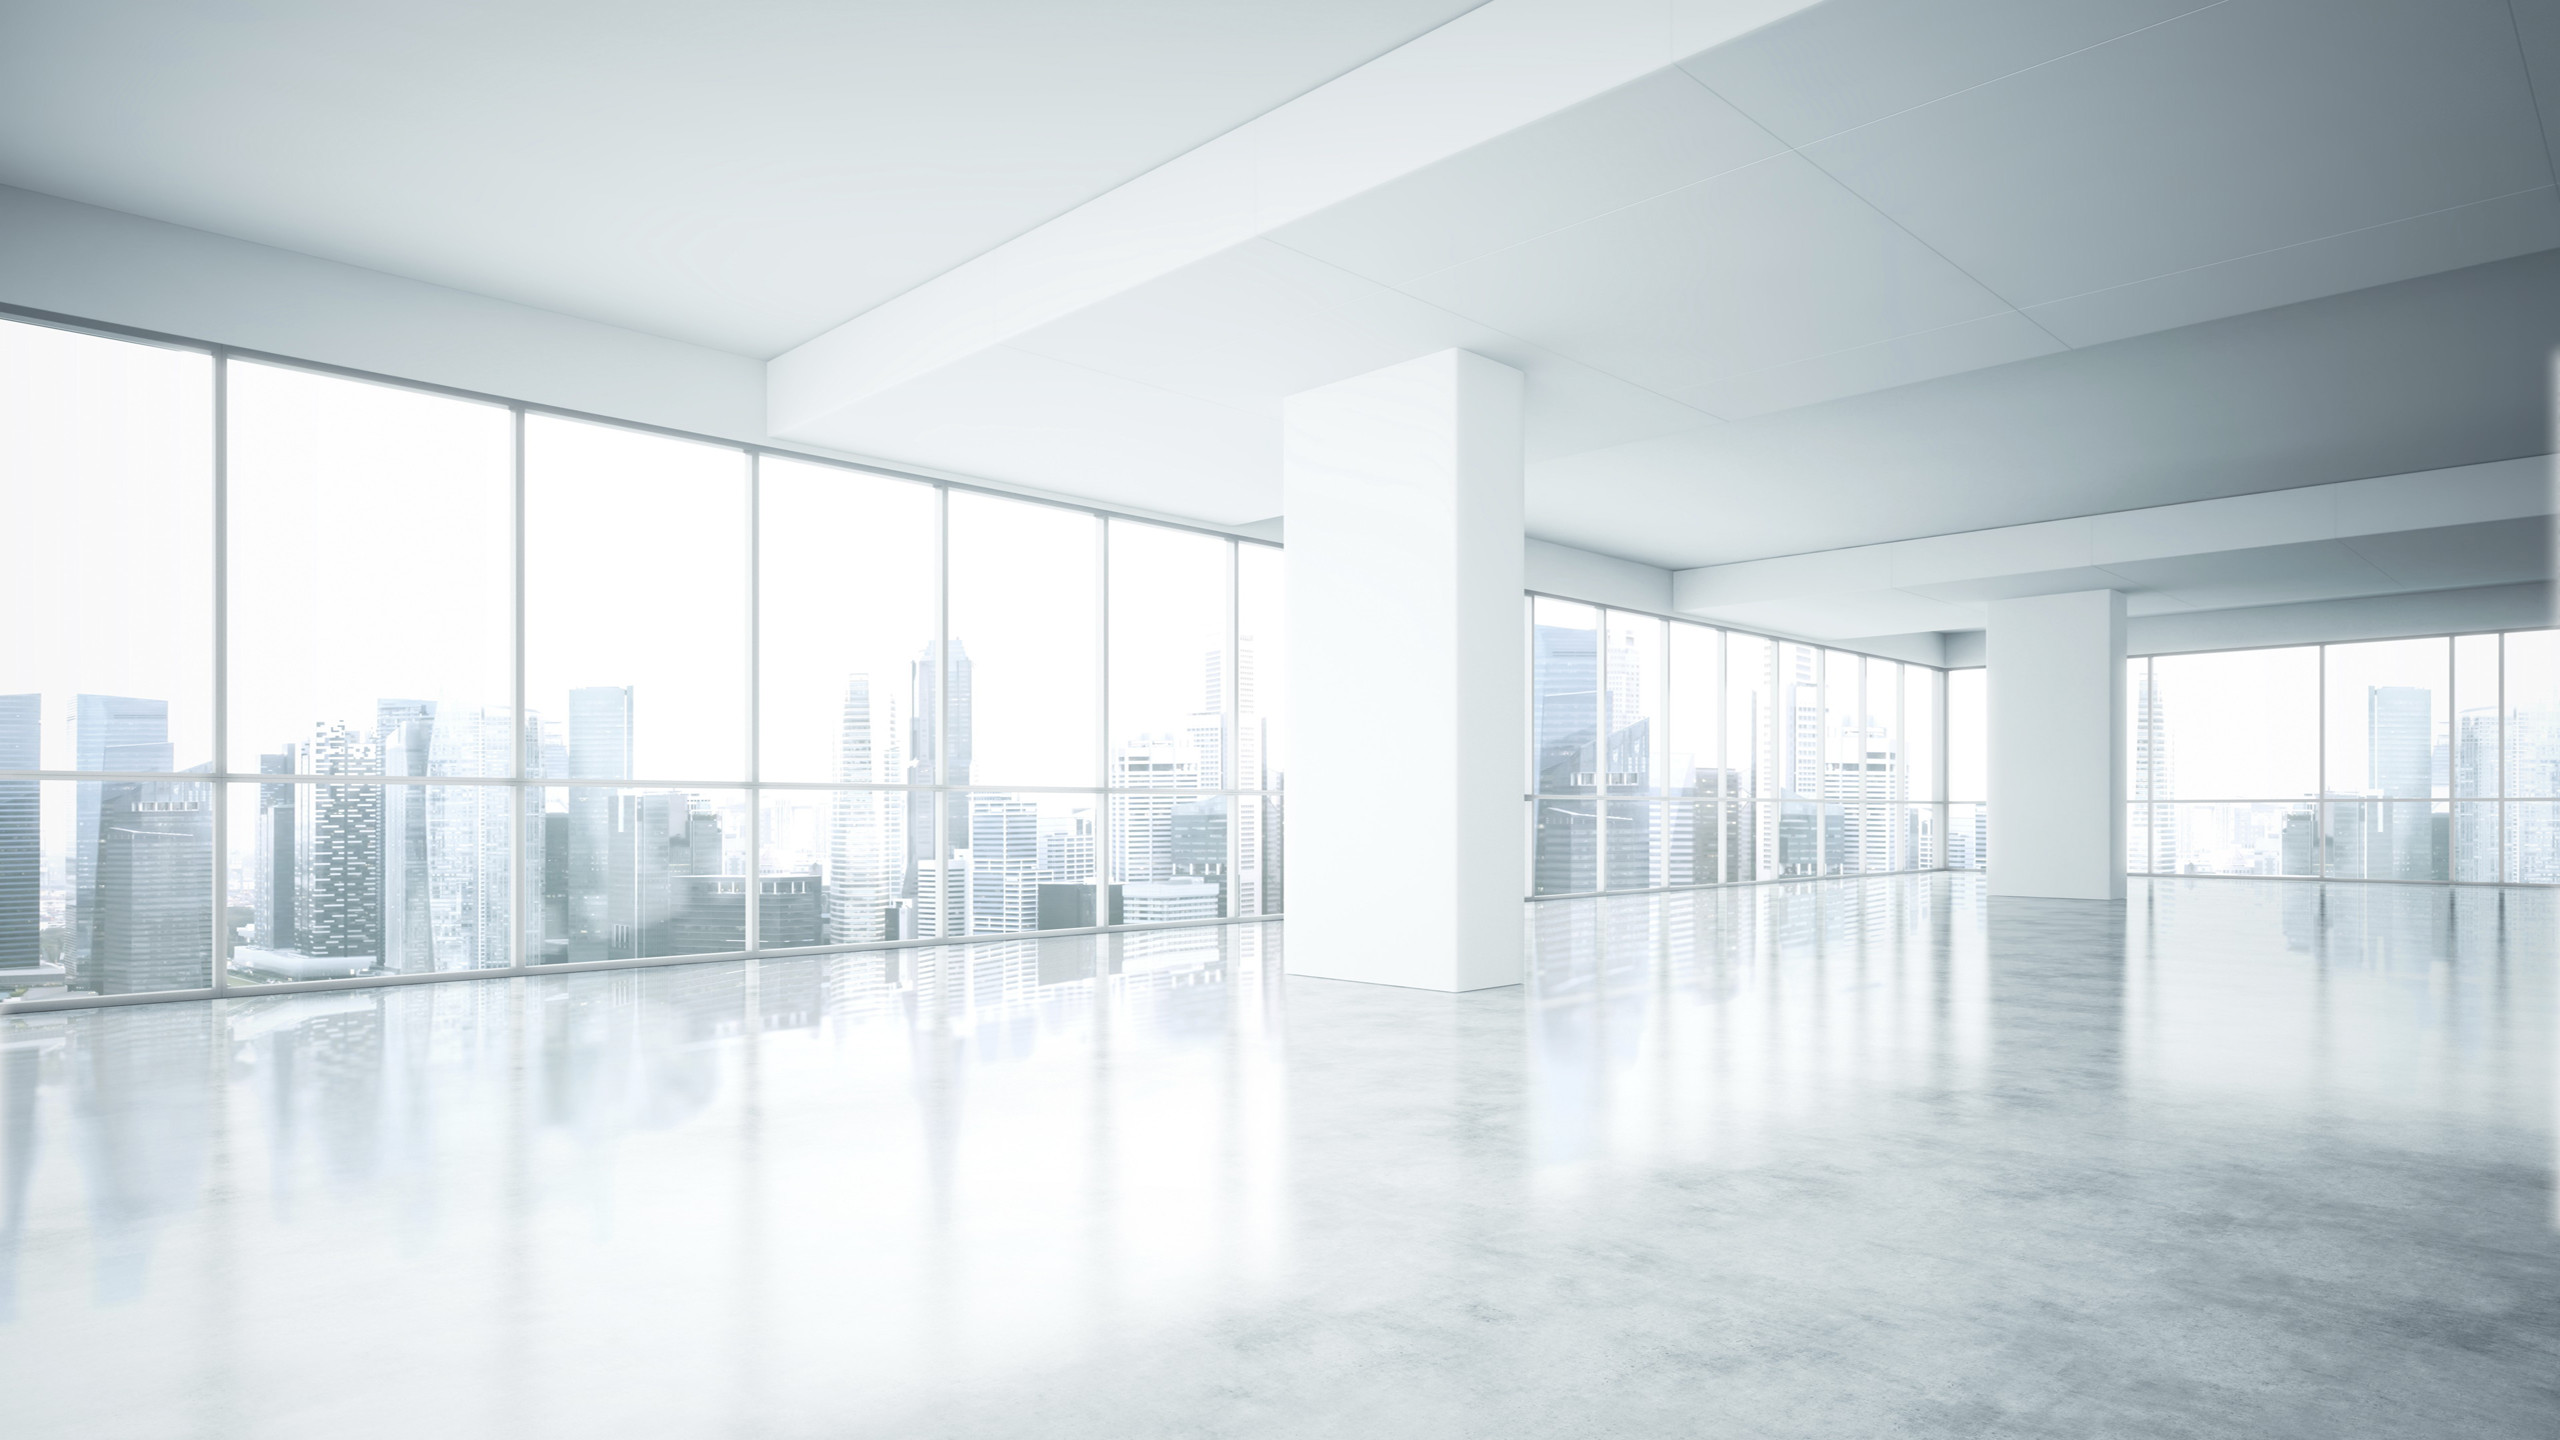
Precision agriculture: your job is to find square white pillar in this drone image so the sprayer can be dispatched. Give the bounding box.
[1284,350,1524,991]
[1987,589,2127,900]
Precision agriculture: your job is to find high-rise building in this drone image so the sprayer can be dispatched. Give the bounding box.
[0,694,37,969]
[377,700,436,974]
[1110,737,1194,885]
[425,707,517,971]
[827,675,907,944]
[566,685,632,964]
[296,719,382,960]
[92,779,211,994]
[967,795,1040,934]
[2133,667,2178,874]
[254,750,297,950]
[908,639,972,881]
[72,694,171,980]
[2368,685,2435,879]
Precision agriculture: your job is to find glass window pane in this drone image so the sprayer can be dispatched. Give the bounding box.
[537,786,747,962]
[2160,802,2316,876]
[1779,799,1824,876]
[2322,800,2447,881]
[1731,800,1774,882]
[1726,633,1775,800]
[525,416,747,783]
[1604,797,1652,889]
[2453,633,2499,797]
[2323,637,2448,799]
[1531,598,1599,794]
[948,492,1096,787]
[1667,624,1718,799]
[5,777,211,999]
[1906,802,1943,871]
[2151,647,2318,799]
[229,363,512,777]
[757,457,935,785]
[2506,801,2557,883]
[1903,664,1939,805]
[1532,797,1599,895]
[1947,669,1986,804]
[2,318,213,773]
[1108,521,1230,789]
[1237,542,1286,794]
[1605,612,1663,794]
[2507,630,2559,798]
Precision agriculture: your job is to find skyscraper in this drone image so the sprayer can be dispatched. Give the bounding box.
[1531,619,1600,893]
[93,778,211,994]
[566,685,632,964]
[426,707,517,971]
[2369,685,2433,879]
[1110,736,1193,885]
[376,700,436,974]
[967,795,1040,934]
[2133,667,2178,874]
[0,695,36,969]
[72,695,171,980]
[296,719,382,960]
[908,640,972,885]
[253,750,297,951]
[826,674,906,944]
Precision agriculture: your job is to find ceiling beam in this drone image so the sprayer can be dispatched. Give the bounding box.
[766,0,1819,439]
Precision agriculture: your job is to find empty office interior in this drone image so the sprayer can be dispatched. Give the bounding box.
[1,2,2555,1437]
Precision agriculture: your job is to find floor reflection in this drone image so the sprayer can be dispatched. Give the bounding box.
[3,880,2555,1439]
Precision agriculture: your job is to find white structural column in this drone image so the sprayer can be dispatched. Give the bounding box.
[1285,350,1525,991]
[1987,589,2128,901]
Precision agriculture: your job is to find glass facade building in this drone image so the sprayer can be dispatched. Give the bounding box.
[1,313,1284,1009]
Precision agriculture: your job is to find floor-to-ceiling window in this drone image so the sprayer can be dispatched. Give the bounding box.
[2127,631,2557,883]
[0,311,1285,1009]
[1526,598,1948,896]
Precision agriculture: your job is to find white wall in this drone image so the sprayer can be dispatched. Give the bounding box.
[1986,590,2126,901]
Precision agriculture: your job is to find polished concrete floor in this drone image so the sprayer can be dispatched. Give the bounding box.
[3,876,2555,1438]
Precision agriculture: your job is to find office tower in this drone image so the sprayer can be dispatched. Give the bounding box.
[377,701,436,974]
[296,719,382,961]
[254,751,297,950]
[72,695,171,979]
[967,795,1040,934]
[908,639,972,880]
[2134,668,2178,873]
[2281,809,2318,876]
[1530,620,1600,893]
[0,695,36,969]
[2368,685,2434,879]
[607,791,690,959]
[1120,877,1220,923]
[92,779,211,994]
[422,707,515,972]
[914,859,967,940]
[566,685,632,964]
[827,675,906,944]
[1110,737,1193,885]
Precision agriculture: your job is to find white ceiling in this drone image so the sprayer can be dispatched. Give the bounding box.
[8,0,2557,607]
[0,0,1485,356]
[775,0,2560,571]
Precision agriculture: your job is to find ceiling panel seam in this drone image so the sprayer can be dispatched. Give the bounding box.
[2502,0,2560,192]
[2015,185,2560,321]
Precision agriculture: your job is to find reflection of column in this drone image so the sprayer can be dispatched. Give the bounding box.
[73,1004,215,1302]
[0,1042,36,1323]
[1285,350,1522,990]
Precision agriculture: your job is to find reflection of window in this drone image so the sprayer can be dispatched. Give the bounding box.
[1,314,1288,1007]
